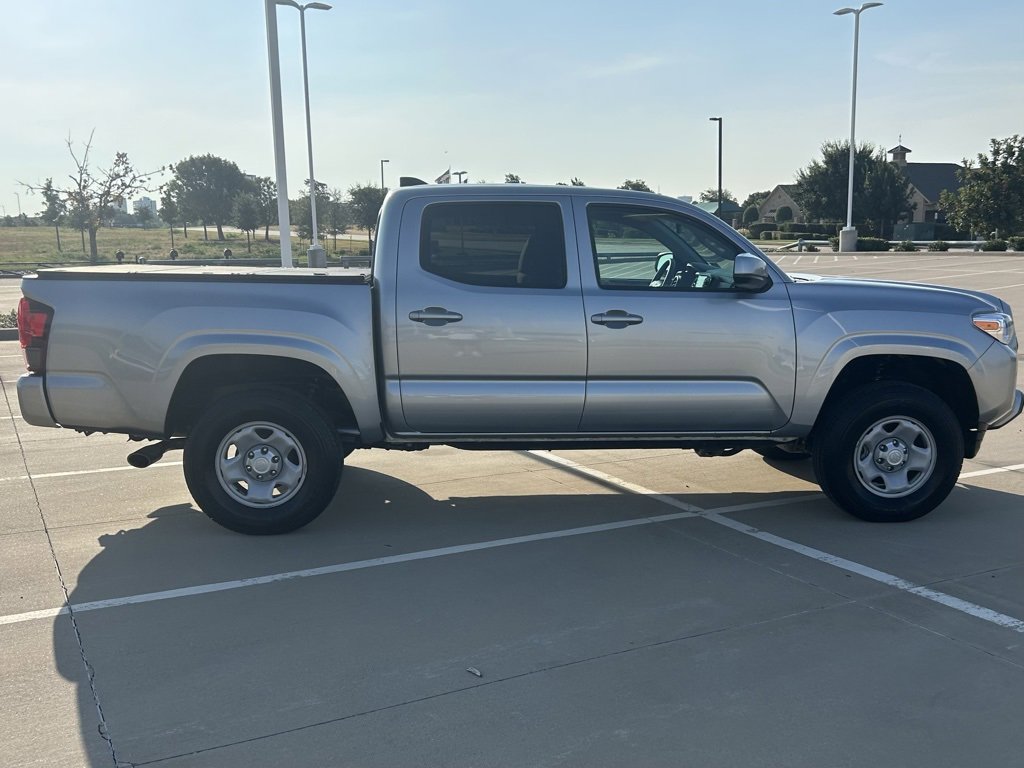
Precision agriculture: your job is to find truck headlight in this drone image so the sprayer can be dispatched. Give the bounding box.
[973,312,1015,345]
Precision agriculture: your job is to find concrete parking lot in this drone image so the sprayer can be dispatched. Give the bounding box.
[2,251,1024,767]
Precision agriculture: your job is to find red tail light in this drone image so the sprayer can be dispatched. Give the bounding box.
[17,297,53,373]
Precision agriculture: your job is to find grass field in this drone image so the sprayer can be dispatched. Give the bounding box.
[0,225,370,267]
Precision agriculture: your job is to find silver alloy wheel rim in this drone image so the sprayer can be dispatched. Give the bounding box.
[853,415,936,498]
[215,421,307,508]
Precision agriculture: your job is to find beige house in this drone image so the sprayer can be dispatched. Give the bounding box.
[757,184,804,222]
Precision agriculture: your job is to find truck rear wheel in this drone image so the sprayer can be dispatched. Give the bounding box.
[183,389,342,534]
[812,382,963,522]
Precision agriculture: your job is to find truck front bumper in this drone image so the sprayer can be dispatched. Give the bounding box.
[17,374,58,428]
[989,389,1023,430]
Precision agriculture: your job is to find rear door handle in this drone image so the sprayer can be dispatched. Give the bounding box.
[409,307,464,326]
[590,310,644,328]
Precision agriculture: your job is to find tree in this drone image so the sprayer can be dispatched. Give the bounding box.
[165,154,247,240]
[135,206,154,228]
[291,180,330,242]
[347,183,387,253]
[775,205,793,223]
[794,141,912,235]
[323,189,352,253]
[254,176,277,241]
[698,187,737,204]
[233,192,260,252]
[742,205,760,225]
[20,132,152,261]
[940,135,1024,237]
[618,179,653,192]
[504,173,523,183]
[741,190,771,210]
[38,178,65,252]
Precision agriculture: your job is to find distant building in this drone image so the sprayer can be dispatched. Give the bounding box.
[888,144,961,224]
[694,199,743,224]
[133,196,157,216]
[758,185,804,223]
[109,198,128,214]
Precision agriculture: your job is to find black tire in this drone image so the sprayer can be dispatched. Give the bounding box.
[184,388,342,534]
[812,382,963,523]
[754,445,811,461]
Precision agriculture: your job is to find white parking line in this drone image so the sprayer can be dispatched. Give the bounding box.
[0,461,182,483]
[530,452,1024,634]
[3,496,828,627]
[959,463,1024,479]
[2,455,1023,629]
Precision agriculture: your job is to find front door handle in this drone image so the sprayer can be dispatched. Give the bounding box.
[409,307,464,326]
[590,310,644,329]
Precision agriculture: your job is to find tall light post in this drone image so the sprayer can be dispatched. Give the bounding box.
[835,2,882,252]
[380,159,389,190]
[708,117,723,217]
[453,170,468,184]
[264,0,293,267]
[14,192,21,216]
[277,0,332,267]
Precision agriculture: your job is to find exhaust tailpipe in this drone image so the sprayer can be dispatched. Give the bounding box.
[127,439,186,468]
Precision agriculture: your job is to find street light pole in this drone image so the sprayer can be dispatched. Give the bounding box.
[264,0,293,267]
[278,0,331,267]
[708,117,723,217]
[835,2,882,252]
[453,170,468,184]
[14,192,21,216]
[380,159,389,190]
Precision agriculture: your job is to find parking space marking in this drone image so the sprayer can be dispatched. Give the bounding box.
[0,461,183,483]
[959,463,1024,479]
[0,505,731,627]
[530,451,1024,634]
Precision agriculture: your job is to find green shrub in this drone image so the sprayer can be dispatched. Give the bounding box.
[929,240,950,251]
[775,206,793,223]
[747,223,775,238]
[829,236,840,252]
[1008,236,1024,251]
[0,309,17,328]
[893,240,917,252]
[981,239,1008,252]
[805,244,819,252]
[742,205,759,225]
[779,222,839,236]
[761,231,773,240]
[857,237,890,251]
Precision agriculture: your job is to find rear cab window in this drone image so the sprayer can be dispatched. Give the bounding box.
[420,202,567,289]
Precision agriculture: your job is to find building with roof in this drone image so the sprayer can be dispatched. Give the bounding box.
[693,199,743,224]
[757,184,804,223]
[888,144,961,224]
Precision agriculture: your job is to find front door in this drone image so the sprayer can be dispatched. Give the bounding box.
[394,196,587,435]
[575,198,796,434]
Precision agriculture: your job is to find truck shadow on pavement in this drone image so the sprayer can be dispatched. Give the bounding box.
[50,463,1023,767]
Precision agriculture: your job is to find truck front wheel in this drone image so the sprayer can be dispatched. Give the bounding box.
[183,389,343,534]
[812,382,963,522]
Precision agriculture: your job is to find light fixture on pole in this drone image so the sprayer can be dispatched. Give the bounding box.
[380,159,389,190]
[14,191,21,216]
[279,0,332,268]
[453,170,468,184]
[264,0,293,267]
[708,117,723,217]
[834,1,882,252]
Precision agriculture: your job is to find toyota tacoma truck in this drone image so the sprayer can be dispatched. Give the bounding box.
[16,184,1022,534]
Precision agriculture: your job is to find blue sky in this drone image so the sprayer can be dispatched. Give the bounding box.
[2,0,1022,215]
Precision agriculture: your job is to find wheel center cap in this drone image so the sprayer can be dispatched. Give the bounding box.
[886,449,904,466]
[252,456,272,474]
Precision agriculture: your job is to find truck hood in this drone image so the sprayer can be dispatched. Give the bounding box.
[787,272,1008,314]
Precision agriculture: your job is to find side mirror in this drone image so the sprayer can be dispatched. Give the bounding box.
[733,253,772,292]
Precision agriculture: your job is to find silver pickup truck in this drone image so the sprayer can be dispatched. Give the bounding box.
[16,185,1022,533]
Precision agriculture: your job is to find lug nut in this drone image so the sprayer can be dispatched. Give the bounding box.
[248,451,255,459]
[246,465,252,472]
[257,474,263,480]
[272,456,279,464]
[261,447,268,454]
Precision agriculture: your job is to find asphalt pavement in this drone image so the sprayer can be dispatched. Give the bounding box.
[2,250,1023,767]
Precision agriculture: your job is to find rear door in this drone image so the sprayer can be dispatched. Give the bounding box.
[574,197,796,433]
[393,195,587,435]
